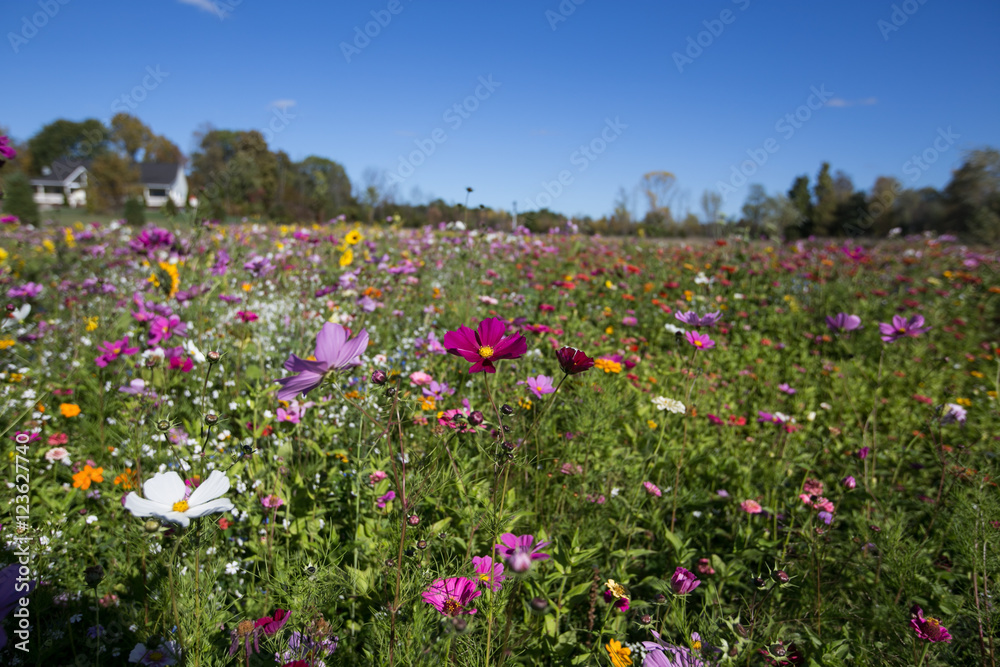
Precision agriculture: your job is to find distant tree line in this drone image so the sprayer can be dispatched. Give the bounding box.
[2,114,998,242]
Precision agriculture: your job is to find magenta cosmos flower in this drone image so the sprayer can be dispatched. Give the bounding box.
[95,336,140,368]
[555,346,594,374]
[685,330,715,350]
[826,313,861,332]
[910,606,951,643]
[879,314,931,343]
[670,566,701,595]
[443,317,526,374]
[276,323,368,402]
[421,577,481,616]
[148,315,187,346]
[472,556,506,592]
[495,533,551,573]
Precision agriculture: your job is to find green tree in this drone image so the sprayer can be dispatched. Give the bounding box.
[88,153,140,212]
[787,175,812,232]
[110,113,152,163]
[945,147,1000,240]
[1,172,40,225]
[812,163,837,236]
[123,196,146,226]
[27,119,108,173]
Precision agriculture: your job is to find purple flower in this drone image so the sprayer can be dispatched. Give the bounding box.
[7,283,43,299]
[857,446,870,460]
[757,411,788,425]
[523,375,556,398]
[842,475,857,490]
[422,381,455,401]
[826,313,862,332]
[376,491,395,509]
[670,566,701,595]
[210,249,230,277]
[685,330,715,350]
[472,556,506,592]
[243,255,274,278]
[275,323,368,402]
[95,336,140,368]
[777,383,796,395]
[495,533,551,572]
[443,317,527,374]
[675,311,722,327]
[0,135,16,161]
[149,315,187,346]
[254,608,291,636]
[879,314,931,343]
[910,606,952,643]
[421,577,481,616]
[642,631,706,667]
[941,403,967,426]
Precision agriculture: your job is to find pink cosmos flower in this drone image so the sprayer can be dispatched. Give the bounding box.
[443,317,527,374]
[254,609,291,636]
[275,323,368,402]
[522,375,556,398]
[261,494,284,509]
[421,577,481,616]
[472,556,506,592]
[644,481,661,497]
[148,315,187,346]
[95,336,140,368]
[826,313,862,332]
[368,470,387,485]
[879,314,931,343]
[741,500,763,514]
[45,447,70,462]
[409,371,433,386]
[685,330,715,350]
[555,347,595,374]
[495,533,551,572]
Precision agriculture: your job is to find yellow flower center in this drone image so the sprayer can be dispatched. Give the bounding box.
[694,340,703,347]
[172,500,189,513]
[442,597,461,615]
[149,651,164,661]
[479,573,491,583]
[478,346,495,359]
[692,640,702,650]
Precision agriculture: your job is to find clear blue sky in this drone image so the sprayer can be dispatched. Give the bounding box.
[4,0,999,219]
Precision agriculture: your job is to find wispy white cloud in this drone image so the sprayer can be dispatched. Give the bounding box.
[177,0,227,19]
[270,99,297,110]
[826,97,878,108]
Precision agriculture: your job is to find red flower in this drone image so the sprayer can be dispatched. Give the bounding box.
[237,311,259,323]
[443,317,526,374]
[218,517,231,530]
[555,347,595,375]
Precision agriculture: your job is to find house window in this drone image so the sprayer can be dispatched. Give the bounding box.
[148,188,168,198]
[44,185,63,194]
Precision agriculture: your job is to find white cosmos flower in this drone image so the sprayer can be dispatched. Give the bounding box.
[124,470,233,528]
[183,340,206,364]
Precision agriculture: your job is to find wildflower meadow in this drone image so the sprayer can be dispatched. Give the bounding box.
[2,210,1000,667]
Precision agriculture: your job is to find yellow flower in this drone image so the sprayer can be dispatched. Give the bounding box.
[64,227,76,248]
[606,639,632,667]
[517,396,533,410]
[42,239,55,253]
[0,339,15,350]
[60,403,81,418]
[605,579,626,599]
[8,372,23,382]
[334,452,349,463]
[0,247,7,263]
[345,229,362,245]
[84,316,98,332]
[956,397,972,406]
[241,282,253,292]
[339,249,354,267]
[605,326,614,335]
[418,396,436,411]
[647,420,657,430]
[683,290,693,302]
[594,358,622,374]
[971,371,984,378]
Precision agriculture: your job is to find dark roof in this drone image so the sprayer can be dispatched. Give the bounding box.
[140,163,180,186]
[32,159,89,184]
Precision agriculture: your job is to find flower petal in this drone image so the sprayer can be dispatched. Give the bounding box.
[276,371,323,402]
[333,328,368,369]
[142,471,185,505]
[124,493,168,518]
[283,354,327,374]
[187,470,231,506]
[314,322,348,364]
[162,511,191,528]
[477,318,506,347]
[443,326,478,353]
[185,497,234,519]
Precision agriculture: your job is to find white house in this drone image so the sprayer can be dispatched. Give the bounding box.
[30,162,187,209]
[139,163,188,208]
[29,161,88,208]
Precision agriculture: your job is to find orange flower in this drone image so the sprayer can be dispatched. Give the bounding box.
[60,403,81,418]
[73,465,104,490]
[114,467,138,490]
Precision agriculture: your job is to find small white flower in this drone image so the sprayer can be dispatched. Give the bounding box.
[86,515,98,524]
[225,561,241,576]
[664,323,684,335]
[652,396,686,414]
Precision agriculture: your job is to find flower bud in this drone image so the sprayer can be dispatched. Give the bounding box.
[206,350,221,364]
[500,404,513,416]
[842,475,856,490]
[385,387,397,397]
[370,370,388,386]
[84,565,104,588]
[507,551,532,573]
[468,411,484,426]
[156,419,171,432]
[205,413,219,425]
[416,539,428,550]
[407,515,420,526]
[531,597,548,611]
[144,520,160,533]
[772,570,789,584]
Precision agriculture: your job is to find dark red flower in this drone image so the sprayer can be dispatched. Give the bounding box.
[555,347,594,375]
[254,608,291,636]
